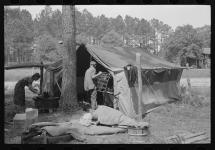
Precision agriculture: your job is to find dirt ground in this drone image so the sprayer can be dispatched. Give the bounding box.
[4,86,210,144]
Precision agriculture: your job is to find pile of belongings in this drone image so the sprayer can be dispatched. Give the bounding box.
[21,122,86,144]
[78,105,149,135]
[21,105,149,144]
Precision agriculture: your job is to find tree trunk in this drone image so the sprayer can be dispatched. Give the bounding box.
[17,48,21,64]
[61,5,78,112]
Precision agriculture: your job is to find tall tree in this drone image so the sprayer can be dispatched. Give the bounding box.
[4,7,34,64]
[77,9,97,44]
[196,25,211,48]
[61,5,78,112]
[101,30,123,47]
[136,18,154,50]
[96,15,112,42]
[150,18,172,55]
[163,25,203,63]
[34,6,54,37]
[33,34,63,63]
[50,9,63,39]
[124,15,136,35]
[111,15,125,35]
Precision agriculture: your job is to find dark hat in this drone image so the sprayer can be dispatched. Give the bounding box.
[32,73,40,79]
[90,61,96,65]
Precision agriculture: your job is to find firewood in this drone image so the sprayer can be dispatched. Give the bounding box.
[166,132,208,144]
[184,134,208,143]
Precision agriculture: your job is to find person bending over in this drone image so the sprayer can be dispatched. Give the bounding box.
[13,73,40,112]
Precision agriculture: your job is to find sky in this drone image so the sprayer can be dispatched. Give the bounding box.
[8,5,211,30]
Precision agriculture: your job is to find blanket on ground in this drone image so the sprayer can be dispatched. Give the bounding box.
[30,120,127,137]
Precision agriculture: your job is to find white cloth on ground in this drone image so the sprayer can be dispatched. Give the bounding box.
[93,105,149,128]
[79,113,93,127]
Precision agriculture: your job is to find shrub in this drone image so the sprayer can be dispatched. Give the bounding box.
[180,85,203,107]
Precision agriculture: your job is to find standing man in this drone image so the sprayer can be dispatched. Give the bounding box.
[84,61,102,110]
[13,73,40,112]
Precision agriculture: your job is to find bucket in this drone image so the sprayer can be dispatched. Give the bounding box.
[128,127,150,143]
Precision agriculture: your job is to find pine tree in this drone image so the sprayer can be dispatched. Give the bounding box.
[61,5,78,112]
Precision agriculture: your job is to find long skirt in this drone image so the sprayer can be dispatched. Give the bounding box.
[13,88,25,106]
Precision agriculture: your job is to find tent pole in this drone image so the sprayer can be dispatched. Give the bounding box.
[136,53,143,121]
[40,61,44,95]
[186,63,192,103]
[50,71,54,97]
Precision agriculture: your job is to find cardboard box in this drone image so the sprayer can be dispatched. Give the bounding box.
[26,108,38,127]
[13,113,27,134]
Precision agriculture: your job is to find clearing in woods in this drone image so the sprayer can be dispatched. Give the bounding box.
[4,68,210,144]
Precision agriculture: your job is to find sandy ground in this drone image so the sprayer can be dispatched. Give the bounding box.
[4,76,211,144]
[4,104,210,144]
[4,89,210,144]
[180,78,211,87]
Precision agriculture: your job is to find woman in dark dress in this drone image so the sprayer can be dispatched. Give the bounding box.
[13,73,40,112]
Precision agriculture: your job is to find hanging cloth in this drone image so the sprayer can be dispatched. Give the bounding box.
[124,64,138,87]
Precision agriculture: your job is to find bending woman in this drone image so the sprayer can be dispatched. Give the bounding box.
[13,73,40,112]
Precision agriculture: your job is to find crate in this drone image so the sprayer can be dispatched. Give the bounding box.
[95,73,113,93]
[13,112,38,135]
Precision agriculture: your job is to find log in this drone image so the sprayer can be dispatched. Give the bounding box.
[184,135,208,143]
[166,132,208,144]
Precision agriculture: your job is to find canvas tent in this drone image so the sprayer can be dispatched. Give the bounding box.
[42,44,183,119]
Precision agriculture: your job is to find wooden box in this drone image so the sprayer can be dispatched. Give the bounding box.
[13,113,38,135]
[13,113,27,135]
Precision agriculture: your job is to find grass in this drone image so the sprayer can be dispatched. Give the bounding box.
[4,85,210,144]
[4,68,211,144]
[4,68,40,81]
[180,86,210,107]
[181,69,210,78]
[147,102,210,143]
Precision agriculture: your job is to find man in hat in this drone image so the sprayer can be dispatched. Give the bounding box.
[84,61,102,110]
[13,73,40,112]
